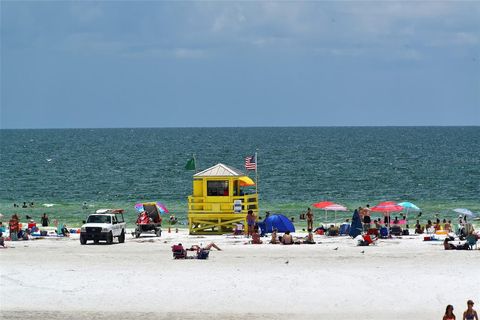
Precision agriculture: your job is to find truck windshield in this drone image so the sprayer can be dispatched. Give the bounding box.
[87,215,111,224]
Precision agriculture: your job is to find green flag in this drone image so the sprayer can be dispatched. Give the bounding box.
[185,157,196,170]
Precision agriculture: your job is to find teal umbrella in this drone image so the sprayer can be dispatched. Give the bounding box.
[398,202,421,229]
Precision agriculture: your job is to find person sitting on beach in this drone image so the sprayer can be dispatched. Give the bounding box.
[374,219,381,230]
[327,225,339,236]
[303,229,315,244]
[425,220,434,233]
[0,232,6,248]
[443,304,456,320]
[393,217,399,225]
[270,228,280,244]
[434,219,442,231]
[444,238,470,251]
[251,230,263,244]
[281,231,293,245]
[60,224,70,237]
[22,229,34,240]
[415,220,424,234]
[444,220,452,233]
[233,223,244,236]
[463,300,478,320]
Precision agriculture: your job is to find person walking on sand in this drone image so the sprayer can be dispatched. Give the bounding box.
[306,208,313,230]
[463,300,478,320]
[443,305,456,320]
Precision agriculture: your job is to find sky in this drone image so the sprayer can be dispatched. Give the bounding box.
[1,1,479,129]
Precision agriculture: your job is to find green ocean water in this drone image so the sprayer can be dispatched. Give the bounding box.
[0,127,479,228]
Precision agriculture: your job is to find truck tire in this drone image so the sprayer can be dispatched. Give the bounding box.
[106,231,113,244]
[155,228,161,237]
[80,235,87,245]
[118,230,125,243]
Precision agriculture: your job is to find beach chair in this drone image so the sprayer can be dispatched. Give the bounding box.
[339,224,350,236]
[172,244,187,259]
[379,227,389,238]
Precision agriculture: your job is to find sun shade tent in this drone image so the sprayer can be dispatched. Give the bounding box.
[263,214,295,233]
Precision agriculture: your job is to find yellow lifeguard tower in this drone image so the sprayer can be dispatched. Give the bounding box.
[187,163,258,235]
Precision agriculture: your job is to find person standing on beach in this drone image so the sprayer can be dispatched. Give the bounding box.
[246,210,256,238]
[463,300,478,320]
[306,208,313,230]
[41,213,49,227]
[443,305,456,320]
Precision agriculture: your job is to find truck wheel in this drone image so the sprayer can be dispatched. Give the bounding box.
[118,230,125,243]
[94,239,99,244]
[135,232,140,238]
[155,228,161,237]
[106,231,113,244]
[80,235,87,245]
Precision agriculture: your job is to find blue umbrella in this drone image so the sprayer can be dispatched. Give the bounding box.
[263,214,295,233]
[349,209,362,238]
[398,202,420,211]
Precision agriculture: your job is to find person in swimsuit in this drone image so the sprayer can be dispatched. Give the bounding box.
[281,231,293,245]
[246,210,256,238]
[306,208,313,230]
[270,228,279,244]
[463,300,478,320]
[188,242,222,252]
[443,304,456,320]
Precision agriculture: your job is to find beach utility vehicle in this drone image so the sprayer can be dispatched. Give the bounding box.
[80,209,126,245]
[134,202,166,238]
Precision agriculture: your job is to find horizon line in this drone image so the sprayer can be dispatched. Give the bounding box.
[0,124,479,130]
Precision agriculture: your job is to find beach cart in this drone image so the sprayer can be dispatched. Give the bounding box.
[133,202,168,238]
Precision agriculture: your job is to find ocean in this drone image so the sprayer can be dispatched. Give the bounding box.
[0,127,479,227]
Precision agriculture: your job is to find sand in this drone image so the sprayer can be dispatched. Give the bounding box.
[1,230,479,320]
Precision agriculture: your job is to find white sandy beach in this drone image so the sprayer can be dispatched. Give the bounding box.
[1,231,479,320]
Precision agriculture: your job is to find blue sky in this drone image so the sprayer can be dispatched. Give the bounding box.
[1,1,479,128]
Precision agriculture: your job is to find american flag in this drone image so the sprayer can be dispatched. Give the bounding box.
[245,154,257,171]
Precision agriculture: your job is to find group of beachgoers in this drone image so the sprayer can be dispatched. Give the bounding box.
[0,213,70,245]
[443,300,478,320]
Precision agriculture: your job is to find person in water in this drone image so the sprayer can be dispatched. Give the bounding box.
[41,213,49,227]
[463,300,478,320]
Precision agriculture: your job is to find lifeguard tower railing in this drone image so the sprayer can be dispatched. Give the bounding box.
[187,194,258,235]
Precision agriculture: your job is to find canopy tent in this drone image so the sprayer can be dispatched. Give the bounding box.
[263,214,295,233]
[349,210,363,238]
[312,201,348,224]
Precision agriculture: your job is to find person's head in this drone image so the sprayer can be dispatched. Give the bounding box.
[43,213,47,217]
[443,219,446,223]
[445,305,454,315]
[307,207,310,211]
[427,220,432,224]
[416,220,420,223]
[285,231,290,235]
[273,228,278,233]
[448,220,452,224]
[436,218,440,224]
[467,300,474,309]
[366,204,370,208]
[248,210,253,215]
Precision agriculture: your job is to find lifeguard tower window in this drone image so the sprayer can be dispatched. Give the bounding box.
[207,181,229,196]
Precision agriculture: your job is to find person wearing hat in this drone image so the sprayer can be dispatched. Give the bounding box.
[463,300,478,320]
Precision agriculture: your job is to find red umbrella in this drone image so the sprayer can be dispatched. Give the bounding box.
[312,201,335,209]
[370,201,404,213]
[371,201,404,236]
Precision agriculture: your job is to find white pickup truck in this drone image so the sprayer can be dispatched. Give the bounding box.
[80,209,126,245]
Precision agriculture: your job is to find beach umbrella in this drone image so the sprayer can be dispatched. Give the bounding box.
[398,201,420,228]
[453,208,475,218]
[135,202,169,214]
[349,210,362,238]
[371,202,404,236]
[311,201,347,224]
[263,214,295,233]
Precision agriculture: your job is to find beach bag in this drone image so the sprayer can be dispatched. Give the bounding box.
[197,249,210,260]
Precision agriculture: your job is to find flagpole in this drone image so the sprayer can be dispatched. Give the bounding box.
[255,151,258,195]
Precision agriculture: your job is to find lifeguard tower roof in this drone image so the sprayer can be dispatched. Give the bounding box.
[194,163,245,177]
